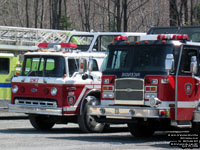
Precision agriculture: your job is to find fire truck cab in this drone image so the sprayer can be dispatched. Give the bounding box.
[88,34,200,137]
[9,43,107,132]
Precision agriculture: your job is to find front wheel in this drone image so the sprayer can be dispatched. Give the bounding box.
[128,120,155,137]
[29,114,55,130]
[78,97,105,133]
[191,122,200,134]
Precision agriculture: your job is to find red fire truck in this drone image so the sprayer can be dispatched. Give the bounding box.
[88,34,200,137]
[9,43,107,132]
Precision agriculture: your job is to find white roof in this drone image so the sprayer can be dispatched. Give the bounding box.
[0,53,14,57]
[0,44,38,51]
[68,31,146,37]
[24,51,106,58]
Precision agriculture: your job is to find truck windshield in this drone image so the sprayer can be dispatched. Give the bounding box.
[69,35,94,51]
[103,45,174,75]
[21,56,65,77]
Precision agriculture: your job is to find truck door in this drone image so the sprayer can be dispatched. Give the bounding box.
[0,55,14,106]
[67,58,92,109]
[176,47,200,121]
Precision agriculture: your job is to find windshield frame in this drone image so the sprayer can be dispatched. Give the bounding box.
[21,55,66,77]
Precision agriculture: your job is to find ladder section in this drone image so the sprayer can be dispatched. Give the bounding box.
[0,26,71,51]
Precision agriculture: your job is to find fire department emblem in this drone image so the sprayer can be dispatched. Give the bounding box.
[67,96,75,106]
[185,83,192,95]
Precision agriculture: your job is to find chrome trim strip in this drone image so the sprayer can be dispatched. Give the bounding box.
[8,104,62,116]
[88,105,169,119]
[15,99,57,108]
[175,45,184,120]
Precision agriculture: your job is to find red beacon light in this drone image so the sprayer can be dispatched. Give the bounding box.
[59,43,78,49]
[173,34,189,40]
[38,43,78,52]
[114,36,128,41]
[157,34,166,40]
[38,43,49,48]
[157,34,189,41]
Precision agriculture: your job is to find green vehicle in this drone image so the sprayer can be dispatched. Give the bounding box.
[0,53,20,108]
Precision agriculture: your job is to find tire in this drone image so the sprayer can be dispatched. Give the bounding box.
[191,122,200,134]
[78,97,105,133]
[128,120,155,137]
[29,114,55,130]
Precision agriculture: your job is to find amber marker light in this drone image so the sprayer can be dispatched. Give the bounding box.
[126,41,131,45]
[162,40,166,43]
[169,104,175,107]
[135,41,139,44]
[144,41,149,44]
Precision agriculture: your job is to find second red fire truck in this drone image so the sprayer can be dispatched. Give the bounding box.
[88,34,200,137]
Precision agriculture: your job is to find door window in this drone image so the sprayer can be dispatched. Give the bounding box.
[0,58,9,74]
[68,59,79,77]
[179,48,198,75]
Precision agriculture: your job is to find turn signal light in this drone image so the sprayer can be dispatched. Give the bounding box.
[103,86,114,91]
[145,86,157,92]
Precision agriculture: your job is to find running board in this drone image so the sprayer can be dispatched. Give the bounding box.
[171,120,192,128]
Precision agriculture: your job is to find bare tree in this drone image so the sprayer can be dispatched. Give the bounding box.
[25,0,29,27]
[77,0,91,31]
[34,0,39,28]
[40,0,44,28]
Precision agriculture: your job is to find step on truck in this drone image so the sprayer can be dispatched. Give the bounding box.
[8,31,145,132]
[88,34,200,136]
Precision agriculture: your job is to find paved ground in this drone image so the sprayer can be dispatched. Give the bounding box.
[0,117,194,150]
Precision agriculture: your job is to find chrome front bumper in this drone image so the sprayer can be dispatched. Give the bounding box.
[8,104,62,116]
[88,105,170,119]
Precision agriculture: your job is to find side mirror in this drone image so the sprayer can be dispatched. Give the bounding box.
[88,56,93,72]
[165,54,174,75]
[79,58,87,73]
[190,56,198,75]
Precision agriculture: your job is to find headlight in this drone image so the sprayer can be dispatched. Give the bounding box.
[103,79,109,84]
[12,85,18,93]
[151,79,158,84]
[149,97,161,107]
[51,87,58,96]
[102,92,114,98]
[145,93,157,99]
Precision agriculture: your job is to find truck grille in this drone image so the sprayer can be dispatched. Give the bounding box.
[115,78,144,105]
[15,99,57,108]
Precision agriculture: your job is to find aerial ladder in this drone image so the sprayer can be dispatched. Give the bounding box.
[0,26,71,54]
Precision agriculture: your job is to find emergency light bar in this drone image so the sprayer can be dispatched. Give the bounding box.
[38,43,78,49]
[114,36,128,41]
[157,34,189,41]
